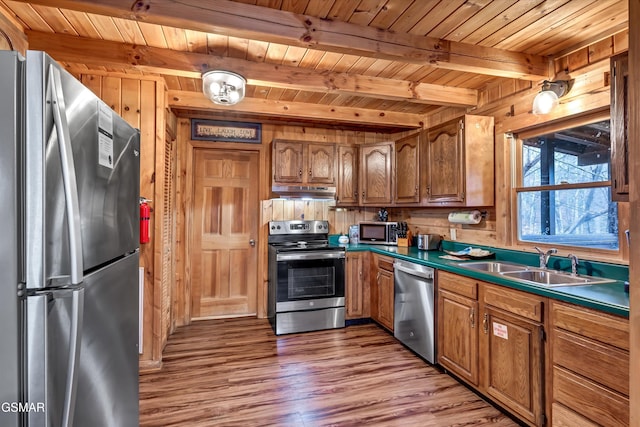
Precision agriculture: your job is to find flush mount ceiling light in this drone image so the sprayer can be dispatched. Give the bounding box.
[532,80,571,115]
[202,70,246,105]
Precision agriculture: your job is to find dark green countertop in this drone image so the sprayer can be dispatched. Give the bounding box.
[334,240,630,318]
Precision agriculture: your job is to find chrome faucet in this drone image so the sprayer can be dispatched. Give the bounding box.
[567,254,579,276]
[534,246,557,269]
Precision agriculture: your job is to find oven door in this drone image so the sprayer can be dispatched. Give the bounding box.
[275,251,345,312]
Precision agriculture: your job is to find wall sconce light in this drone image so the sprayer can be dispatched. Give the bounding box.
[532,80,571,115]
[202,70,246,105]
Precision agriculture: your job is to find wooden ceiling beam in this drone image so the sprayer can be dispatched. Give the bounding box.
[168,90,425,129]
[27,31,478,107]
[18,0,551,81]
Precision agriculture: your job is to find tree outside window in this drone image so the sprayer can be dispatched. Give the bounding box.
[516,118,618,250]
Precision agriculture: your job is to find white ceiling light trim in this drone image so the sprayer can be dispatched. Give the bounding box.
[202,70,246,105]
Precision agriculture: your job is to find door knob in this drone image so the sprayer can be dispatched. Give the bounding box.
[249,239,256,247]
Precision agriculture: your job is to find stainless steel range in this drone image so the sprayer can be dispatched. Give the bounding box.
[268,220,346,335]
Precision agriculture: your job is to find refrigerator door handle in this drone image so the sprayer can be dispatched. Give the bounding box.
[49,65,84,285]
[62,287,84,427]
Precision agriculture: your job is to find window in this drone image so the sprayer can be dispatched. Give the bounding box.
[515,114,618,250]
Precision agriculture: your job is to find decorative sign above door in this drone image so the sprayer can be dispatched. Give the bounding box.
[191,119,262,143]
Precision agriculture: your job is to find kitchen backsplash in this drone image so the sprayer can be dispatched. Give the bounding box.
[261,200,497,245]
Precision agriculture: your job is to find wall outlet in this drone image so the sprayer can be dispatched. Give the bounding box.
[450,228,457,241]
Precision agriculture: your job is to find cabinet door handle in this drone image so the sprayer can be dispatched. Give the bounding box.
[415,185,418,195]
[299,169,302,176]
[376,272,380,283]
[482,313,488,334]
[308,168,312,176]
[470,308,475,328]
[362,191,365,199]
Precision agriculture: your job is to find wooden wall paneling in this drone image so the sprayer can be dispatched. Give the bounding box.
[154,80,168,344]
[613,30,629,53]
[589,38,614,64]
[173,119,192,328]
[136,83,161,368]
[102,76,122,113]
[628,1,639,425]
[495,133,513,246]
[80,74,102,98]
[77,72,168,368]
[177,119,195,326]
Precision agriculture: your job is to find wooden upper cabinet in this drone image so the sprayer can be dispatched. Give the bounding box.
[360,142,393,205]
[395,132,420,204]
[610,51,629,201]
[422,115,494,207]
[273,140,304,183]
[272,140,335,186]
[307,143,335,184]
[336,145,359,205]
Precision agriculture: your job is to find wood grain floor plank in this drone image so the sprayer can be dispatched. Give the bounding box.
[140,318,518,426]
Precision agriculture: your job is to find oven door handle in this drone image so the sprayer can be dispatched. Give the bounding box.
[276,251,346,261]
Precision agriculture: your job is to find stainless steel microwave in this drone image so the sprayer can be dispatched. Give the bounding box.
[358,221,398,245]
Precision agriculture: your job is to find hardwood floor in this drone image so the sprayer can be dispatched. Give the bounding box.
[139,318,518,427]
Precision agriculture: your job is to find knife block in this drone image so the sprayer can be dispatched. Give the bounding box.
[397,230,412,247]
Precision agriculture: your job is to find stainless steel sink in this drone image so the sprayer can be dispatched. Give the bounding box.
[499,270,612,286]
[457,261,527,273]
[457,261,616,287]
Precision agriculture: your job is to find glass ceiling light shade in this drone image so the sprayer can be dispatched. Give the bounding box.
[202,70,246,105]
[532,80,570,115]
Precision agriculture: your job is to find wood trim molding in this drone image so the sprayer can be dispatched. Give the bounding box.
[17,0,550,80]
[168,90,426,128]
[628,0,639,425]
[27,31,478,108]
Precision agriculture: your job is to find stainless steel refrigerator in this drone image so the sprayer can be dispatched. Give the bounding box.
[0,51,140,427]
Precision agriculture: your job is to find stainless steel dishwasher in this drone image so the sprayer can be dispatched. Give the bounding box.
[393,259,435,363]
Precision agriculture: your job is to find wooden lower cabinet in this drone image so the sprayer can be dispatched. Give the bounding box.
[437,272,479,386]
[437,272,545,427]
[549,300,629,426]
[370,254,394,331]
[481,304,544,427]
[345,252,370,319]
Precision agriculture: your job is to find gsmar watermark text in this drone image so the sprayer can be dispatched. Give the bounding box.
[1,402,45,413]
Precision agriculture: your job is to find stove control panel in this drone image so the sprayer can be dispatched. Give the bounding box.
[269,220,329,235]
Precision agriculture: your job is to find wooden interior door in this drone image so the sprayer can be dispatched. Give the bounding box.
[190,149,259,319]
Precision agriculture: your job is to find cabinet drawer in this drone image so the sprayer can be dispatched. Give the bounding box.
[482,283,544,322]
[550,301,628,350]
[553,366,629,427]
[438,271,477,299]
[553,328,629,395]
[551,403,599,427]
[377,256,394,272]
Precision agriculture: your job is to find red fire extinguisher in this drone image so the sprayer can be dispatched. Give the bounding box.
[140,197,151,244]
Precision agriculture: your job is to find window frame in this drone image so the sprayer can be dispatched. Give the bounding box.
[511,110,623,256]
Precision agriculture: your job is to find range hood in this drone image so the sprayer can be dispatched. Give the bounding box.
[271,185,336,199]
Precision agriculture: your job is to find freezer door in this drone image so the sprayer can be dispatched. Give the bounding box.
[27,253,139,427]
[27,288,84,427]
[25,51,140,287]
[73,252,139,427]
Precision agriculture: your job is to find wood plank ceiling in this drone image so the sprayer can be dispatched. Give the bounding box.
[0,0,629,130]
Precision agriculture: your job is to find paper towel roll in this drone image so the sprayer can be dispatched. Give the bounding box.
[448,210,482,224]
